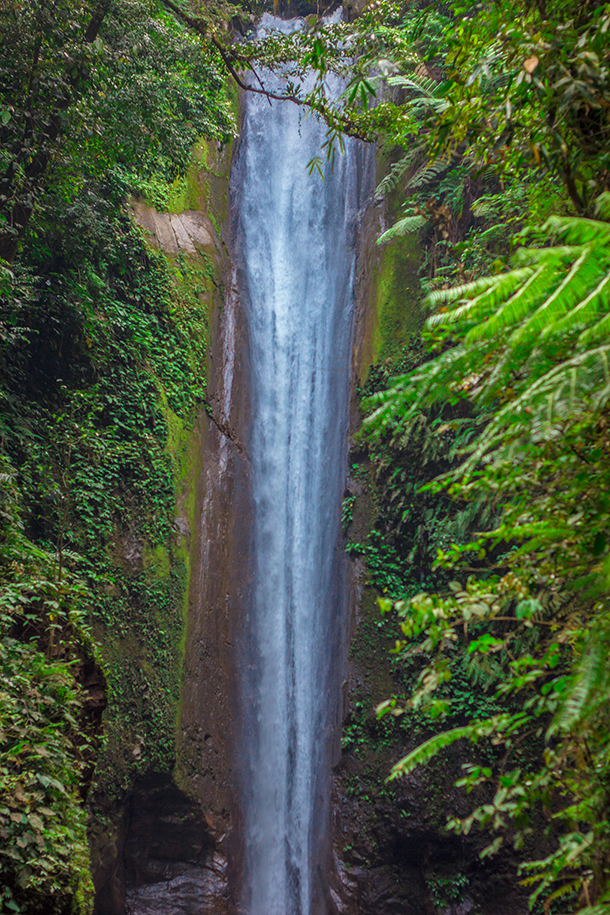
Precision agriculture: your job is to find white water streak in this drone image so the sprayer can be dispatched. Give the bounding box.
[235,18,368,913]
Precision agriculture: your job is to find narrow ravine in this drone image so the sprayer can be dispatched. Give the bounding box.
[231,15,372,914]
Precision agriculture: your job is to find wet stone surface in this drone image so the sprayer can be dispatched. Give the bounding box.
[122,776,229,915]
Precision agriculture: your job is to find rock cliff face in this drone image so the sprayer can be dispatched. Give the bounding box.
[91,136,247,915]
[171,264,252,913]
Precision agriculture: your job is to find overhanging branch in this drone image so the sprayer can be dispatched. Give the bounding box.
[157,0,373,140]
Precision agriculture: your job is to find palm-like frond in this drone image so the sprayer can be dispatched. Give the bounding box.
[463,262,556,342]
[365,208,610,476]
[426,273,508,308]
[377,213,429,244]
[363,339,496,442]
[388,720,496,781]
[375,148,453,244]
[386,72,450,114]
[544,215,610,247]
[427,267,535,330]
[545,271,610,338]
[424,221,610,373]
[388,715,512,781]
[509,248,609,355]
[573,274,610,344]
[454,345,610,477]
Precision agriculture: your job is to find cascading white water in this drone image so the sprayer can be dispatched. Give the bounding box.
[232,17,372,913]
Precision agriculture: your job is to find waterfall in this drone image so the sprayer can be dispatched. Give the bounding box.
[231,16,372,914]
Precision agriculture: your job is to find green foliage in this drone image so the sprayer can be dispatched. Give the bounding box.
[342,494,356,535]
[0,638,93,914]
[347,4,610,909]
[0,0,234,261]
[431,1,610,212]
[364,207,610,483]
[0,457,96,913]
[366,191,610,915]
[378,213,429,244]
[0,185,215,906]
[427,872,470,908]
[0,1,234,908]
[376,562,610,898]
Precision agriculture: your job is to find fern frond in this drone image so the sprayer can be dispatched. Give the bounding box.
[407,156,450,192]
[363,343,491,440]
[462,264,552,342]
[509,248,608,352]
[427,268,534,330]
[475,223,506,244]
[456,345,610,476]
[549,271,610,338]
[576,280,610,345]
[543,215,610,247]
[427,232,610,358]
[551,627,610,735]
[376,147,421,196]
[426,274,506,308]
[512,244,585,267]
[368,215,610,483]
[471,200,495,217]
[377,214,429,245]
[580,312,610,346]
[386,73,438,96]
[387,716,509,780]
[363,375,417,439]
[407,95,450,114]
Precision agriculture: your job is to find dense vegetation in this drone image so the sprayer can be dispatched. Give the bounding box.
[0,1,234,910]
[335,1,610,912]
[3,0,610,912]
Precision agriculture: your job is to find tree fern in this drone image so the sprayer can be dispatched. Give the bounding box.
[366,205,610,485]
[386,73,439,96]
[372,69,458,244]
[425,274,507,314]
[424,217,610,390]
